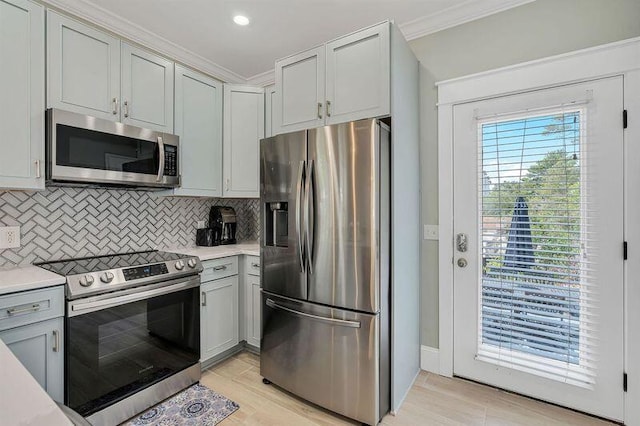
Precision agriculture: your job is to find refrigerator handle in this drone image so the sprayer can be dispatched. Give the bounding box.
[266,298,361,328]
[295,160,306,272]
[305,159,315,274]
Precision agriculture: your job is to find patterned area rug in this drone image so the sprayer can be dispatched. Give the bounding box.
[124,383,239,425]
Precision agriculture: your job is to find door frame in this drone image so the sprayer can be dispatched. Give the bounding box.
[437,36,640,423]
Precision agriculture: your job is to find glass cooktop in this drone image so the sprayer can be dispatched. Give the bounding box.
[36,250,187,276]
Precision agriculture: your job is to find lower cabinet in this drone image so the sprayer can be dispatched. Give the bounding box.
[245,275,261,348]
[0,317,64,402]
[199,254,261,363]
[201,274,239,362]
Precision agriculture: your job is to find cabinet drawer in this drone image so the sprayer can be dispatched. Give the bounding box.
[245,256,261,276]
[0,286,64,332]
[201,257,238,282]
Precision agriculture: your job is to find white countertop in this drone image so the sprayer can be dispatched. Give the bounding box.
[169,242,260,261]
[0,339,71,426]
[0,265,65,296]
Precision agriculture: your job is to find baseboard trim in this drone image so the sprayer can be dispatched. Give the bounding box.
[420,345,440,374]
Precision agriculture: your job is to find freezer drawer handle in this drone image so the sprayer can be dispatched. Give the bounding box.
[266,298,361,328]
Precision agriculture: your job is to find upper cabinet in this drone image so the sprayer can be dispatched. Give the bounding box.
[47,11,174,133]
[324,23,390,125]
[0,0,45,191]
[47,11,120,121]
[265,84,276,138]
[223,85,264,198]
[274,21,390,134]
[274,46,325,133]
[162,66,223,197]
[121,43,174,132]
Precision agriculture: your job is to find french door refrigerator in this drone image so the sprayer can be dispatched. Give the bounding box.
[260,118,390,426]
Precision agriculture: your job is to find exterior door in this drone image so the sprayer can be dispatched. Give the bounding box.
[453,77,624,420]
[275,46,325,134]
[121,42,174,132]
[0,0,44,191]
[47,11,120,121]
[260,131,307,301]
[306,119,387,313]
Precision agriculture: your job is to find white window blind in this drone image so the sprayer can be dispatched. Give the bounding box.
[478,108,596,387]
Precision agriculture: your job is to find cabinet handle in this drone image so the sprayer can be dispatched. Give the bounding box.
[35,160,41,179]
[213,265,227,271]
[7,303,40,316]
[251,262,260,268]
[317,102,323,119]
[124,101,129,118]
[52,330,60,352]
[112,97,119,115]
[201,291,206,307]
[225,178,230,191]
[326,100,331,117]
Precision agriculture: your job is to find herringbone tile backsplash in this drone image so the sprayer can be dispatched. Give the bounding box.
[0,188,260,267]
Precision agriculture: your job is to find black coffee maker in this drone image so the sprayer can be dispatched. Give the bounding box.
[209,206,237,245]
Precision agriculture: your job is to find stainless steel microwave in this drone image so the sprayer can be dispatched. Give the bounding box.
[46,109,180,189]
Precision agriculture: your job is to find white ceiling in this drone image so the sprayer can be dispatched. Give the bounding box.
[47,0,534,82]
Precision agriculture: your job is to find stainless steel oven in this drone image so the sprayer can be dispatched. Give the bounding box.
[66,277,200,425]
[37,250,203,426]
[46,108,180,188]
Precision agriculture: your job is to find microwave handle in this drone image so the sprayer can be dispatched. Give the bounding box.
[156,136,165,182]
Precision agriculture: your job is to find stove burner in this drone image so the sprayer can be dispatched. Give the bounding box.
[36,250,202,300]
[37,251,185,276]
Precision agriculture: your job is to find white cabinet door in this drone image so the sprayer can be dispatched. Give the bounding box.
[265,84,276,138]
[0,0,44,191]
[0,317,64,402]
[47,11,120,121]
[201,276,239,362]
[171,65,223,197]
[121,43,174,132]
[223,84,264,198]
[245,275,261,348]
[275,46,325,133]
[325,22,390,125]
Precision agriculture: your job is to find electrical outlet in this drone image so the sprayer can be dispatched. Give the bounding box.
[423,224,439,240]
[0,226,20,249]
[196,220,206,229]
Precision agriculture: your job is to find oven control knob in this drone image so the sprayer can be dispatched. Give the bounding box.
[187,258,197,269]
[175,260,185,270]
[100,272,115,283]
[79,275,94,287]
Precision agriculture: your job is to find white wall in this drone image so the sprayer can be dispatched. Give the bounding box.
[409,0,640,347]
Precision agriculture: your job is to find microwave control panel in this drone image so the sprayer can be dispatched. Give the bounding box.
[164,145,178,176]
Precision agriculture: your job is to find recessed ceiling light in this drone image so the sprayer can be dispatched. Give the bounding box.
[233,15,250,26]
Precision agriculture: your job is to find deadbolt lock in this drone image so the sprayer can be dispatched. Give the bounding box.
[457,258,468,268]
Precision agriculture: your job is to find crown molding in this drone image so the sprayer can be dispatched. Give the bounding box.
[246,69,275,87]
[399,0,536,41]
[41,0,246,83]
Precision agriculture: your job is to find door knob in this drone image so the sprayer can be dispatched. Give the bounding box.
[457,258,468,268]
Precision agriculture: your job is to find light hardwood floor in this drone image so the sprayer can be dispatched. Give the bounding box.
[201,352,614,426]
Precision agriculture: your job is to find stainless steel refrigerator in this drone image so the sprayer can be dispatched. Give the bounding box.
[260,118,390,426]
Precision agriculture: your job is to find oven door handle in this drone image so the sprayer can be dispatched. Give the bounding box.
[68,278,199,317]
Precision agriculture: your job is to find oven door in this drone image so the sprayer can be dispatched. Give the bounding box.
[66,277,200,417]
[47,108,180,188]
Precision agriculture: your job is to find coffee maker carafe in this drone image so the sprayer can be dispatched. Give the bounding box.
[210,206,237,245]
